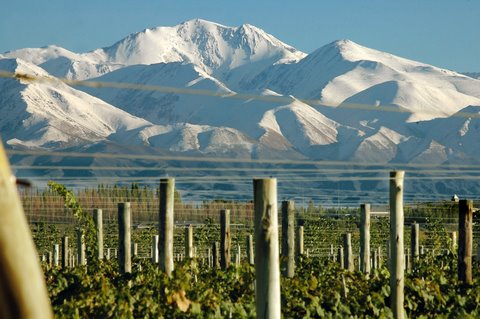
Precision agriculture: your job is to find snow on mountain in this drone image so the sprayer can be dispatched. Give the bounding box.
[3,19,305,84]
[247,39,480,121]
[3,45,122,80]
[0,58,153,148]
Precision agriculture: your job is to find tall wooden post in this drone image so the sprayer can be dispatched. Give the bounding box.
[458,199,473,285]
[185,225,193,259]
[450,231,457,252]
[281,200,295,277]
[159,178,175,277]
[93,208,103,260]
[152,235,159,263]
[61,236,69,268]
[220,209,231,269]
[389,171,405,319]
[0,140,53,318]
[337,246,344,269]
[212,241,220,269]
[296,226,304,256]
[118,202,131,274]
[247,234,254,265]
[76,228,86,266]
[343,233,354,271]
[53,244,60,267]
[360,203,371,274]
[254,178,280,319]
[411,222,419,269]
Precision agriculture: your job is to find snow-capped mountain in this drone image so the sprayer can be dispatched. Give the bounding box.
[2,19,480,199]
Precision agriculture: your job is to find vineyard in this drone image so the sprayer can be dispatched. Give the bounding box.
[15,177,480,318]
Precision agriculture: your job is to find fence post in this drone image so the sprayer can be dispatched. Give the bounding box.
[337,246,344,269]
[281,200,295,277]
[0,141,53,318]
[159,178,175,277]
[458,199,473,285]
[132,242,138,258]
[93,208,103,260]
[152,235,159,263]
[185,225,193,259]
[247,234,254,265]
[220,209,231,269]
[296,226,304,256]
[118,202,132,274]
[62,236,69,268]
[53,244,60,267]
[389,170,405,319]
[360,203,371,274]
[377,246,383,268]
[76,228,86,266]
[212,241,220,269]
[343,233,354,271]
[411,222,419,269]
[450,231,457,252]
[253,178,281,319]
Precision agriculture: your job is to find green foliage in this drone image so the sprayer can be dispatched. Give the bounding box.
[48,181,99,270]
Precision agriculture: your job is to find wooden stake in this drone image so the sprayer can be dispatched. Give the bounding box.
[159,178,175,277]
[220,209,231,269]
[411,222,419,269]
[281,200,295,277]
[360,203,371,274]
[343,233,354,271]
[152,235,159,264]
[76,228,86,266]
[118,202,131,274]
[61,236,69,268]
[247,234,254,265]
[0,141,53,318]
[253,178,280,319]
[296,226,304,256]
[185,225,193,259]
[53,244,60,267]
[93,208,103,260]
[458,199,473,285]
[212,241,220,269]
[389,171,405,319]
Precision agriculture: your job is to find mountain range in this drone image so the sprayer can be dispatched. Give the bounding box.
[2,19,480,201]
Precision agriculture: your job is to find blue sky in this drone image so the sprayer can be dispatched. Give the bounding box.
[1,0,479,72]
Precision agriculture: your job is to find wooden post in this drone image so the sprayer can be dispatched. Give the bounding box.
[185,225,193,259]
[236,244,241,265]
[372,249,378,270]
[132,242,138,258]
[118,202,132,274]
[93,208,103,260]
[377,246,383,269]
[450,231,457,252]
[411,222,419,269]
[405,248,410,272]
[207,248,212,268]
[247,234,254,265]
[159,178,175,276]
[281,200,295,277]
[337,246,344,269]
[61,236,69,268]
[296,226,304,256]
[106,248,111,261]
[220,209,231,269]
[253,178,281,319]
[458,199,473,285]
[389,171,405,319]
[152,235,159,263]
[360,203,371,274]
[343,233,354,271]
[0,141,53,318]
[76,228,86,266]
[212,241,220,269]
[53,244,60,267]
